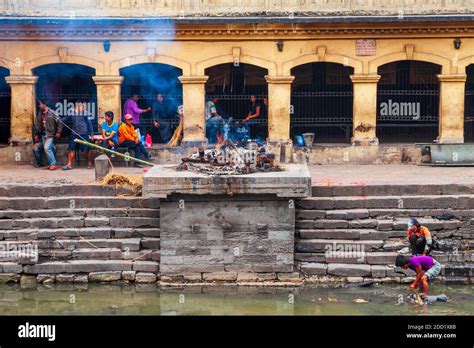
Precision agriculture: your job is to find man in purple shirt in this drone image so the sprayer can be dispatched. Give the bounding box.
[123,94,150,126]
[395,255,442,296]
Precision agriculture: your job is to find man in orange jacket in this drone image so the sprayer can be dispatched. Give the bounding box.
[118,114,154,168]
[407,218,433,256]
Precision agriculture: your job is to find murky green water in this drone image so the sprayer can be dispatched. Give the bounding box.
[0,283,472,315]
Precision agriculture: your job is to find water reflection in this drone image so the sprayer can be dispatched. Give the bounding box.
[0,283,472,316]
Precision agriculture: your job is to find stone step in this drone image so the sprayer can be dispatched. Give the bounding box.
[41,247,123,261]
[297,195,474,210]
[296,251,398,265]
[22,260,160,274]
[444,264,474,277]
[297,229,390,240]
[0,227,160,240]
[368,208,474,219]
[300,261,474,278]
[36,237,159,250]
[0,196,160,211]
[0,208,159,219]
[296,218,464,231]
[0,238,160,263]
[0,184,136,197]
[295,251,474,264]
[297,208,474,220]
[0,216,160,230]
[69,248,158,262]
[311,184,474,197]
[296,239,385,253]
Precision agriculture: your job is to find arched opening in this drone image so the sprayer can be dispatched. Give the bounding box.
[205,63,268,143]
[0,67,10,145]
[290,62,354,144]
[464,65,474,143]
[33,63,97,140]
[377,61,440,143]
[120,63,182,144]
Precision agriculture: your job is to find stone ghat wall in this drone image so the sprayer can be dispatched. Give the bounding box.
[1,183,473,285]
[1,0,474,17]
[0,186,161,284]
[295,186,474,285]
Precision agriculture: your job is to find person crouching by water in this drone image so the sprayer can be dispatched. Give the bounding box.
[118,114,155,168]
[33,100,63,171]
[407,218,433,256]
[62,102,95,170]
[395,254,442,296]
[100,111,119,157]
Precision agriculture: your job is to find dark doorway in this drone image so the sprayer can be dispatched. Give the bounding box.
[33,63,97,140]
[464,64,474,143]
[205,63,268,142]
[290,62,354,144]
[377,61,440,143]
[0,67,10,144]
[120,63,182,144]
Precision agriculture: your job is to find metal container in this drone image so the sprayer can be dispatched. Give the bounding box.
[302,133,315,147]
[246,141,258,150]
[280,141,294,163]
[416,143,474,166]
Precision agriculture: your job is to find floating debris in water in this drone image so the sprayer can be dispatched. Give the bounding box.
[353,298,369,304]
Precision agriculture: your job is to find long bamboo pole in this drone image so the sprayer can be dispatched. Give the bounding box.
[74,139,155,167]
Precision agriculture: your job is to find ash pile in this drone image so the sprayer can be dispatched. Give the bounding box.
[177,141,283,175]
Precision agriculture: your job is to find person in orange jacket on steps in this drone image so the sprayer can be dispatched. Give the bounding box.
[407,218,433,256]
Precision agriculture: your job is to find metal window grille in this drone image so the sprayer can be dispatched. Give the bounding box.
[291,63,354,143]
[377,61,440,143]
[464,65,474,143]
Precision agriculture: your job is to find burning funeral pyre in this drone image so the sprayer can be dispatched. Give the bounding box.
[177,141,283,175]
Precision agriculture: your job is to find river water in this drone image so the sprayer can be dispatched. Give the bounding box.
[0,283,472,315]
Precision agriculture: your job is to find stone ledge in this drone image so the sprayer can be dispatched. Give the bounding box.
[143,164,311,198]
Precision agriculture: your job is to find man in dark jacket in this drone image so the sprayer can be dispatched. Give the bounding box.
[61,102,95,170]
[152,93,172,143]
[33,100,63,170]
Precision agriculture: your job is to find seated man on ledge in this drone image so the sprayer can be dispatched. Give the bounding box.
[395,254,442,296]
[100,111,119,157]
[118,114,155,168]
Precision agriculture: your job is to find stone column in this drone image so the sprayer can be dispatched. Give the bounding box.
[350,74,381,146]
[265,75,295,142]
[5,75,38,145]
[93,76,124,125]
[437,74,467,143]
[178,75,209,147]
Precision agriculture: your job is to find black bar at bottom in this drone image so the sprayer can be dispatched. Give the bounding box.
[0,315,472,347]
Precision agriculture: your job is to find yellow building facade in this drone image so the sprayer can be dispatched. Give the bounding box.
[1,0,474,150]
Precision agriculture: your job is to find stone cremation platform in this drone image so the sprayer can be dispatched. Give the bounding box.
[143,164,311,276]
[143,164,311,198]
